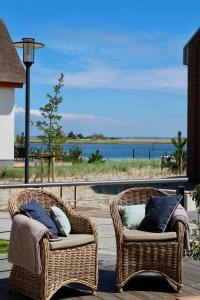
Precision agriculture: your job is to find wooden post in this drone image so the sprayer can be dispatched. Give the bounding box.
[148,149,151,160]
[51,154,55,182]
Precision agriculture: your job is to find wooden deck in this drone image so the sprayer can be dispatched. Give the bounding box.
[0,255,200,300]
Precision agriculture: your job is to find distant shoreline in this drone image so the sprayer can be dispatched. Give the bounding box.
[30,137,172,144]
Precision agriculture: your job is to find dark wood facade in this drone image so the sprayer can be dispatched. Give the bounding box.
[184,28,200,182]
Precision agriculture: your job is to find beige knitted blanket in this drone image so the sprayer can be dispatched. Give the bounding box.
[8,214,49,274]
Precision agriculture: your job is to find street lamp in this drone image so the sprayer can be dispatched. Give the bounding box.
[13,38,44,183]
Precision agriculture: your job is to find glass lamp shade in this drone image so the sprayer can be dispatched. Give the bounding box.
[23,38,34,63]
[13,38,45,65]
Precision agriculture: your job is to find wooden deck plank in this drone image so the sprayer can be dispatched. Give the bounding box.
[114,292,142,300]
[0,256,200,299]
[94,292,126,300]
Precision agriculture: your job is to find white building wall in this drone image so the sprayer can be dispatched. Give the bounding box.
[0,88,15,164]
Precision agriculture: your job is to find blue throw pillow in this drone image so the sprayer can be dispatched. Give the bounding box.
[20,198,58,236]
[138,194,181,233]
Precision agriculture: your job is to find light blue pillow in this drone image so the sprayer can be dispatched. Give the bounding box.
[119,204,145,229]
[50,206,71,236]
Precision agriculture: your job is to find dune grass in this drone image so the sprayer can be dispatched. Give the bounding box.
[0,159,175,181]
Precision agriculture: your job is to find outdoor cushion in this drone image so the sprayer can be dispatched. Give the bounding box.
[138,194,181,233]
[119,204,145,229]
[20,198,58,236]
[123,229,177,241]
[50,206,71,236]
[49,234,94,250]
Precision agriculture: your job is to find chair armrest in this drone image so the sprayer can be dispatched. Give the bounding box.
[110,200,123,244]
[60,204,98,243]
[174,220,185,244]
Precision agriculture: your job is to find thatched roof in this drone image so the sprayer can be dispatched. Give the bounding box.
[0,18,25,88]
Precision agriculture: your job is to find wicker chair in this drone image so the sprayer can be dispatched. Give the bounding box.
[110,187,185,293]
[8,188,98,300]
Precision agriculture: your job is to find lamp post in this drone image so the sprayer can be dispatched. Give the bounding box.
[13,38,44,183]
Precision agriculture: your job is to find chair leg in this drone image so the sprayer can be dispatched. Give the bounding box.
[177,285,182,293]
[117,287,123,293]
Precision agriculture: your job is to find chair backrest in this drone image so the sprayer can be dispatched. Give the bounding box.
[116,187,168,207]
[8,188,70,220]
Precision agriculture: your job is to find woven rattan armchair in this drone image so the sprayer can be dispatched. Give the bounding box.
[8,188,98,300]
[110,187,185,293]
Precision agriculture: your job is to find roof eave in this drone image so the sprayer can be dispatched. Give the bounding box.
[0,81,24,88]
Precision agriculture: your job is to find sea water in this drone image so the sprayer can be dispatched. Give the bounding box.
[30,142,178,160]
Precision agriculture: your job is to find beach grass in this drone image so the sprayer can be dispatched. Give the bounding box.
[0,159,176,181]
[30,137,172,144]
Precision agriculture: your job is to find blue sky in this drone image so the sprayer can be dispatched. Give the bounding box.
[1,0,200,137]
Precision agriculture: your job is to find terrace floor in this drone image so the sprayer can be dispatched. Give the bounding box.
[0,209,200,300]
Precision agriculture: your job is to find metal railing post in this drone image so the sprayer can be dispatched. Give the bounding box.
[60,186,63,198]
[74,186,77,209]
[177,186,185,208]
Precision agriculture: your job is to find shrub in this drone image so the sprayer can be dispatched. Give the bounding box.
[190,184,200,209]
[88,149,104,163]
[63,146,83,163]
[161,131,187,173]
[188,225,200,261]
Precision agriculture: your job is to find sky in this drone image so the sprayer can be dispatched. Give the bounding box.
[1,0,200,137]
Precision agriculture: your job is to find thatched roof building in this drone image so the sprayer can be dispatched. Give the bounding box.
[0,18,25,88]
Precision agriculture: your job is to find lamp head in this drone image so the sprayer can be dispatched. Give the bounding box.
[13,38,44,66]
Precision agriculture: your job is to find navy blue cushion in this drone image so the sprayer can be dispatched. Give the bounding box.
[20,199,58,236]
[138,194,181,233]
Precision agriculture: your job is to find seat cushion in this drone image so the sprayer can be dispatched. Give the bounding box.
[50,234,94,250]
[123,229,177,241]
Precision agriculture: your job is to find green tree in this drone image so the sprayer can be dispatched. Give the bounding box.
[15,132,25,159]
[161,131,187,173]
[171,130,187,173]
[33,73,64,180]
[69,146,83,162]
[68,131,76,139]
[77,133,84,139]
[34,73,64,154]
[16,132,25,148]
[88,149,104,163]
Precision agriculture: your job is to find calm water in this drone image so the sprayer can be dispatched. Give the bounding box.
[30,142,178,160]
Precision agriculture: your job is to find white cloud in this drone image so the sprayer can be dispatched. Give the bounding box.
[15,106,121,124]
[32,64,187,93]
[62,112,119,123]
[15,106,42,117]
[44,26,186,64]
[31,26,188,93]
[14,106,25,114]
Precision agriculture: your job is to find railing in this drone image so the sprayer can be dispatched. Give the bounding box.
[0,176,188,209]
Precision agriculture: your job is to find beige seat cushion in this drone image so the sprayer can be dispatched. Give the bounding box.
[123,229,177,242]
[50,234,94,250]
